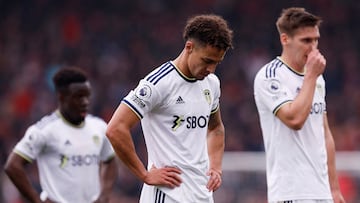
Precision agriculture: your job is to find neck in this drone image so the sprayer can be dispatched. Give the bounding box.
[58,109,83,126]
[173,50,192,78]
[280,54,305,73]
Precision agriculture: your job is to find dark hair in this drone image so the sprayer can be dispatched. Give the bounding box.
[276,7,322,36]
[53,67,88,93]
[183,14,233,50]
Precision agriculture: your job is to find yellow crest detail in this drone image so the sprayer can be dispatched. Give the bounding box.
[93,135,100,146]
[204,89,211,105]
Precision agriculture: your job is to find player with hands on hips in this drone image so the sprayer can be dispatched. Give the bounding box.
[106,14,233,203]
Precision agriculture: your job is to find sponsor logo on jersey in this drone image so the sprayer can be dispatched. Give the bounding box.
[310,102,325,115]
[64,140,72,146]
[60,154,69,168]
[203,89,211,105]
[175,96,185,104]
[172,115,185,131]
[59,154,100,168]
[172,115,209,131]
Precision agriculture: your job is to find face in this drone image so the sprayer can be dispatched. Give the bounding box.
[59,81,91,125]
[282,26,320,70]
[186,41,226,80]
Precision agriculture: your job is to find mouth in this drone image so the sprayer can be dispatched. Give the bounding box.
[79,108,88,118]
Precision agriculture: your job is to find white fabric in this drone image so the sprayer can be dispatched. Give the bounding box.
[14,111,114,203]
[254,57,332,202]
[123,61,219,202]
[270,200,333,203]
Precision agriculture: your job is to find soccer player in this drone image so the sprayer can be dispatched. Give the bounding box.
[106,14,233,203]
[254,7,345,203]
[4,67,117,203]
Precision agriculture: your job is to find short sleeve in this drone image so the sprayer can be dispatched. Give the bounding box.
[122,79,161,119]
[14,125,46,162]
[210,74,221,113]
[100,137,115,162]
[254,74,293,114]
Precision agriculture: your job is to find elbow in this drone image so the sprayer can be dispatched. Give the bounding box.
[106,126,116,141]
[285,119,305,130]
[4,159,16,177]
[3,163,10,176]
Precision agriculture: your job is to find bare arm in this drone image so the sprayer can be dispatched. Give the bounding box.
[94,158,117,203]
[206,108,225,191]
[324,113,346,203]
[106,103,182,188]
[277,49,326,130]
[4,153,43,203]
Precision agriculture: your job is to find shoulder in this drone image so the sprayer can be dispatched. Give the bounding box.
[255,57,285,80]
[204,74,220,91]
[32,111,61,130]
[85,114,107,127]
[207,73,220,83]
[144,61,176,87]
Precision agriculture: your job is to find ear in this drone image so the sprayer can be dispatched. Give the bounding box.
[57,92,66,103]
[185,40,194,53]
[280,33,289,46]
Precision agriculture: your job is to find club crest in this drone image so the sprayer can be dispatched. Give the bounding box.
[204,89,211,105]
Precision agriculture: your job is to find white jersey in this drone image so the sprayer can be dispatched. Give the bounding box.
[123,61,220,202]
[14,111,115,203]
[254,57,332,201]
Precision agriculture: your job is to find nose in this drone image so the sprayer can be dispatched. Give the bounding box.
[80,96,90,107]
[206,64,217,73]
[310,39,318,50]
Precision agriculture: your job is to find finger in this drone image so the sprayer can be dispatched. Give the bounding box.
[164,167,182,174]
[207,179,220,191]
[166,171,182,185]
[164,175,182,188]
[206,174,221,191]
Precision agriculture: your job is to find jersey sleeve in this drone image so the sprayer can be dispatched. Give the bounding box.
[92,117,115,161]
[100,137,115,161]
[210,74,221,113]
[122,79,161,119]
[13,125,46,162]
[254,72,293,114]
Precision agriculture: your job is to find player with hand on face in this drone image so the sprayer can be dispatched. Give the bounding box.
[254,7,345,203]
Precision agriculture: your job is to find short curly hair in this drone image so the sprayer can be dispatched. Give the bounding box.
[53,67,88,93]
[183,14,233,50]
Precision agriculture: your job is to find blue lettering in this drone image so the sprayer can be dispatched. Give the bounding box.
[70,154,100,167]
[310,102,325,114]
[186,115,209,129]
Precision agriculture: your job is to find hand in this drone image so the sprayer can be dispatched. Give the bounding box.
[143,165,182,188]
[206,169,222,192]
[332,189,346,203]
[305,49,326,77]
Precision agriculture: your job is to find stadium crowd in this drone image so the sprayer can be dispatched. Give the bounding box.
[0,0,359,202]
